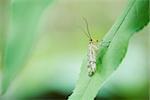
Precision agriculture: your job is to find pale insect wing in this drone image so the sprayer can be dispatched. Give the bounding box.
[87,42,97,76]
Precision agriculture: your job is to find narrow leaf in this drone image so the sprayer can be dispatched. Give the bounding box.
[0,0,9,69]
[102,0,149,73]
[68,0,149,100]
[2,0,53,93]
[0,0,10,94]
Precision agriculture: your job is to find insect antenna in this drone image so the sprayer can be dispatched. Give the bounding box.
[80,27,90,39]
[82,17,92,40]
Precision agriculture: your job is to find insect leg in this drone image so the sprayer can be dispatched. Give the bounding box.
[100,40,111,48]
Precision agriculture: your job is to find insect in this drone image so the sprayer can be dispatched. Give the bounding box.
[82,18,99,77]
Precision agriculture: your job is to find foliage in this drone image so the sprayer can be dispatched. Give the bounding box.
[68,0,149,100]
[0,0,53,94]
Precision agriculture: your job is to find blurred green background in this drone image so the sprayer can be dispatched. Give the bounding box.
[0,0,149,99]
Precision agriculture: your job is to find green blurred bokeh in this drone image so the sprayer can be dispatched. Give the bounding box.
[0,0,149,99]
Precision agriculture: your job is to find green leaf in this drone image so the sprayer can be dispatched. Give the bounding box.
[2,0,53,94]
[0,0,9,70]
[68,0,149,100]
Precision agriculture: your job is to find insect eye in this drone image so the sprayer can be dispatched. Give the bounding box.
[90,39,92,41]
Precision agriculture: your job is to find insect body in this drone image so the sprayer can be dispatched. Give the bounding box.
[82,18,99,77]
[87,39,98,76]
